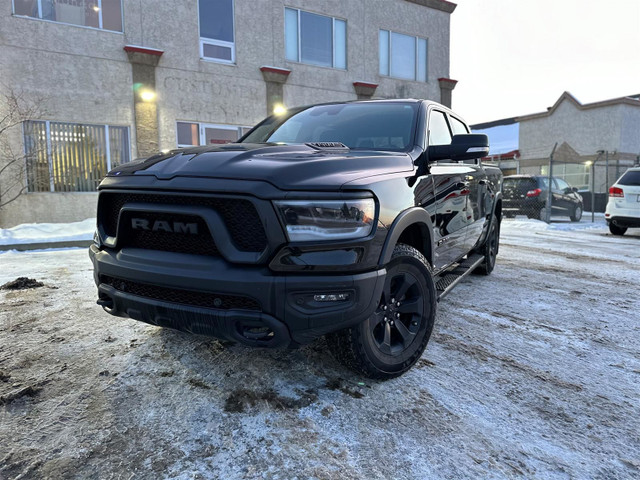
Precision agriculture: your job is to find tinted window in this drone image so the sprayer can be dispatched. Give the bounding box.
[199,0,234,42]
[618,170,640,186]
[450,116,468,135]
[241,103,419,151]
[428,111,451,146]
[503,178,536,195]
[555,178,570,190]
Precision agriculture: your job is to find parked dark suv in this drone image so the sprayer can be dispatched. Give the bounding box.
[502,175,583,221]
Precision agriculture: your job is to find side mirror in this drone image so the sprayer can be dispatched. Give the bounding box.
[427,134,489,162]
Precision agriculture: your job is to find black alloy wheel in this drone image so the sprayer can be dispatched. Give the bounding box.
[369,268,425,356]
[326,244,436,379]
[475,214,499,275]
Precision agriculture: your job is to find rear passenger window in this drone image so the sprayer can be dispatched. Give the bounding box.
[449,116,468,135]
[428,111,451,146]
[618,170,640,186]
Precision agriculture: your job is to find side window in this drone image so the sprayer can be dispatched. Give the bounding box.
[449,116,469,135]
[555,178,570,190]
[199,0,235,63]
[428,110,452,146]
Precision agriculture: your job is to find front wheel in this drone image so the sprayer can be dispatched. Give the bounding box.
[609,223,627,236]
[326,244,436,380]
[570,204,583,222]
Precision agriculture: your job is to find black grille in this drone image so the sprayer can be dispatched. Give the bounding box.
[118,211,220,256]
[98,192,267,252]
[100,275,261,311]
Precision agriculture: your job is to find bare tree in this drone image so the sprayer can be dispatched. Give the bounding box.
[0,88,47,210]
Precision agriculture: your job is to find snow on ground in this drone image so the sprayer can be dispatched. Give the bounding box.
[0,218,95,245]
[0,220,639,479]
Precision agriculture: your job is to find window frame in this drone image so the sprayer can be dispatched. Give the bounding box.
[11,0,124,33]
[198,0,236,64]
[284,7,347,70]
[379,29,428,82]
[176,121,251,148]
[22,120,131,193]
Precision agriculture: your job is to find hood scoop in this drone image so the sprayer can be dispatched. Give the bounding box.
[305,142,350,152]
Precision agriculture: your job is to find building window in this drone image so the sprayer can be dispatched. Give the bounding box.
[379,30,427,82]
[177,122,251,148]
[285,8,346,69]
[13,0,123,32]
[23,121,130,192]
[199,0,235,63]
[541,164,590,191]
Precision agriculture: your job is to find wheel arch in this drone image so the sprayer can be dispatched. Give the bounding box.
[379,207,435,267]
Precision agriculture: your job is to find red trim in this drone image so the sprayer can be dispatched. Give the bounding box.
[438,77,458,84]
[353,81,378,89]
[482,149,520,161]
[260,66,291,76]
[123,45,164,56]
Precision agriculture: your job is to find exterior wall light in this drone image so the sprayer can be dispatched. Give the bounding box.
[140,89,156,102]
[273,104,287,116]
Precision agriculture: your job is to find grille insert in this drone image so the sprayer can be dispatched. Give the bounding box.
[118,211,219,256]
[101,275,261,311]
[99,192,267,252]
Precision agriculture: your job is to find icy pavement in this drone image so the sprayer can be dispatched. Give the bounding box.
[0,221,639,479]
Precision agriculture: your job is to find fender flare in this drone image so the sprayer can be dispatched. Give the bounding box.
[489,191,503,225]
[378,207,435,267]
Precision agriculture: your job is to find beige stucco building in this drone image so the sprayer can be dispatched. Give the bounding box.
[474,92,640,195]
[0,0,458,227]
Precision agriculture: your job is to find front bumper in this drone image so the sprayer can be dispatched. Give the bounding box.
[89,245,385,348]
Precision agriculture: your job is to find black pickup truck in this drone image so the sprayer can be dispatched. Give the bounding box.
[90,100,502,379]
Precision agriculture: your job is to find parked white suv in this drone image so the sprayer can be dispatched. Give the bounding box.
[605,167,640,235]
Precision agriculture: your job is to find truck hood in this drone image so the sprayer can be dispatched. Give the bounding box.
[107,143,414,190]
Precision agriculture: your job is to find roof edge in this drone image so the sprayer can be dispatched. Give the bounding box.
[404,0,457,14]
[516,91,640,122]
[471,117,518,130]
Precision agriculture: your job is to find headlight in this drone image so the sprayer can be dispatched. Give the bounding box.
[274,199,375,242]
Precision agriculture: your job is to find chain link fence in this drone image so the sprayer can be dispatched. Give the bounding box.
[486,143,639,223]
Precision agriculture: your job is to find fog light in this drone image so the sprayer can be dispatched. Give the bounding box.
[313,293,350,302]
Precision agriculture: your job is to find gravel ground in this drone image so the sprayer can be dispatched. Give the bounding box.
[1,221,639,479]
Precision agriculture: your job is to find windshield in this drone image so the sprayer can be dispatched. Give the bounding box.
[240,102,419,151]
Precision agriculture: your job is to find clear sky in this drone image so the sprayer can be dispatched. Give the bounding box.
[450,0,640,125]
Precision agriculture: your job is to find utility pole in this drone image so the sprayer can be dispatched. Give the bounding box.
[546,143,557,224]
[605,150,609,194]
[591,161,596,223]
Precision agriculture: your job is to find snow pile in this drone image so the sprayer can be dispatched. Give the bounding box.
[0,218,95,245]
[503,214,607,233]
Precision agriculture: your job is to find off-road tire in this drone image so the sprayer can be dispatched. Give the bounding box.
[326,244,436,380]
[609,223,627,236]
[474,214,500,275]
[570,204,583,222]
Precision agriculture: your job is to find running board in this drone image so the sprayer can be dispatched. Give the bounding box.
[436,253,485,302]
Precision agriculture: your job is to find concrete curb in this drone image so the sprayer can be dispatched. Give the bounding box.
[0,240,93,252]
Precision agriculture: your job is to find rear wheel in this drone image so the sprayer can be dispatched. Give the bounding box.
[326,244,436,380]
[609,223,627,236]
[475,214,499,275]
[570,204,583,222]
